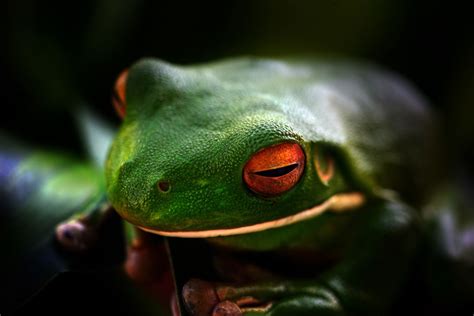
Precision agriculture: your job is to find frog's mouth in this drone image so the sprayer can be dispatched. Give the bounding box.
[137,192,365,238]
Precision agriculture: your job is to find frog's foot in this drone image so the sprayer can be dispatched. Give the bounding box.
[55,218,99,252]
[55,202,113,252]
[183,279,270,316]
[182,278,343,316]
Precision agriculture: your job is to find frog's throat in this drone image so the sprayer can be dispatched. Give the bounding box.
[137,192,365,238]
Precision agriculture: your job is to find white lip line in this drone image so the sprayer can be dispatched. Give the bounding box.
[138,192,365,238]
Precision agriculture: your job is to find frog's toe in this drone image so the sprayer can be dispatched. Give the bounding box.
[183,279,274,316]
[55,218,98,252]
[183,278,220,316]
[213,300,242,316]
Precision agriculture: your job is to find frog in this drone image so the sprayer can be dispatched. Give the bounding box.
[104,57,472,315]
[1,57,473,315]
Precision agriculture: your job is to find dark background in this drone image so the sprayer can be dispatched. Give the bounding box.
[1,0,473,314]
[1,0,473,171]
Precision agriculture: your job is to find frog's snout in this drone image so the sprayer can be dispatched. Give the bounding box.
[157,180,171,193]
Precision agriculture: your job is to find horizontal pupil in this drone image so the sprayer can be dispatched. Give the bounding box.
[254,163,298,177]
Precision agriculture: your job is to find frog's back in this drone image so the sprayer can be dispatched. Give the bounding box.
[195,57,441,205]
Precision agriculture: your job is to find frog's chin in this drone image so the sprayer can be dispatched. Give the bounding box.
[137,192,365,238]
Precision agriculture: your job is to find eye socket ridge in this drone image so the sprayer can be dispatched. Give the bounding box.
[112,89,123,106]
[253,163,299,177]
[112,69,128,119]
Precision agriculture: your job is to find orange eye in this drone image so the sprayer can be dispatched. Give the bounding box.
[112,69,128,119]
[243,142,305,197]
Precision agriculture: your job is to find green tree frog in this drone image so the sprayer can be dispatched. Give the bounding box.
[2,57,473,315]
[105,57,455,315]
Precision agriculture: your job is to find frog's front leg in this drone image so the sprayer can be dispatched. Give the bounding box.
[183,200,420,316]
[55,200,113,252]
[124,224,175,307]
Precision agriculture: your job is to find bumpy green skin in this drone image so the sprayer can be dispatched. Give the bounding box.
[105,57,442,314]
[106,58,437,231]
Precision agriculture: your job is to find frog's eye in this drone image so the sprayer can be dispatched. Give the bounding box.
[112,69,128,119]
[243,142,305,197]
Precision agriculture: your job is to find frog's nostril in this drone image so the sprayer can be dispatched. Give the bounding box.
[157,180,171,193]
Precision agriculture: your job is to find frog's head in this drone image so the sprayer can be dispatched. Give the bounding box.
[106,58,364,238]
